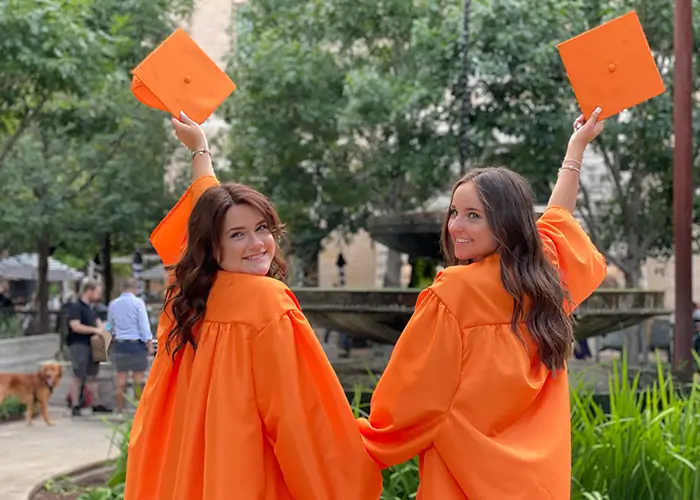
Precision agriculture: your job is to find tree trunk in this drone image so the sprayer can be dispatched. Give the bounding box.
[458,0,472,175]
[622,264,642,290]
[36,233,51,334]
[383,248,403,288]
[622,261,644,364]
[102,234,113,303]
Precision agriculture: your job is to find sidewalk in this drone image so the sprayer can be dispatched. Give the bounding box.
[0,408,120,500]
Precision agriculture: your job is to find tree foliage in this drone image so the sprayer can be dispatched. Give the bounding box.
[0,0,193,329]
[224,0,466,284]
[470,0,700,285]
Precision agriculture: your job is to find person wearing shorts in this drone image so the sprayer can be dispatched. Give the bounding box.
[107,278,154,414]
[66,279,112,416]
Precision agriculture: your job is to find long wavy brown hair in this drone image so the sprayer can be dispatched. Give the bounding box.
[164,183,288,359]
[440,167,573,371]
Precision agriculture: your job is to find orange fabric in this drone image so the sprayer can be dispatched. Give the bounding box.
[557,11,665,121]
[126,179,382,500]
[131,28,237,124]
[357,207,607,500]
[149,175,219,267]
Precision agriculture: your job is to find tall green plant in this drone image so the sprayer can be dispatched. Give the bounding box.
[571,355,700,499]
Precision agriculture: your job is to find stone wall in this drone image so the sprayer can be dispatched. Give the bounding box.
[0,334,60,374]
[0,335,124,408]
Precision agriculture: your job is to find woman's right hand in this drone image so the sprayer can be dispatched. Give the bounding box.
[171,111,208,151]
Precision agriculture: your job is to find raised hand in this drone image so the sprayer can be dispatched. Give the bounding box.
[568,107,604,151]
[171,111,208,151]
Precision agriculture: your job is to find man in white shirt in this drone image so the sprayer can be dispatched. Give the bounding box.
[107,278,154,414]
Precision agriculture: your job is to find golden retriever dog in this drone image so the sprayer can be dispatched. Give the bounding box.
[0,363,63,426]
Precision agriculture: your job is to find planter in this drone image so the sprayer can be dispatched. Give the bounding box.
[28,460,116,500]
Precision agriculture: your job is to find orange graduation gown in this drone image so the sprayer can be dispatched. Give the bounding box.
[357,206,607,500]
[125,176,382,500]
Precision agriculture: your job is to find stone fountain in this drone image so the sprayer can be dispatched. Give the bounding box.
[293,287,668,343]
[293,201,670,344]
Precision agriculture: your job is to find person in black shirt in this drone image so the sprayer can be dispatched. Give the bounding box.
[66,279,112,416]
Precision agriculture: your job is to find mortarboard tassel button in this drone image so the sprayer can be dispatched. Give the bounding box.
[608,64,616,73]
[184,76,192,84]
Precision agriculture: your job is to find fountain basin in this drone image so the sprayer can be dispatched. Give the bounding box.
[367,211,443,259]
[292,288,670,343]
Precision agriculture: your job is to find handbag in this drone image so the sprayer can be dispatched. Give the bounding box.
[90,330,112,363]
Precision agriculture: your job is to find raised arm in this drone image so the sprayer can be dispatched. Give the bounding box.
[171,111,215,181]
[539,107,607,305]
[151,112,220,266]
[252,310,383,499]
[547,107,604,213]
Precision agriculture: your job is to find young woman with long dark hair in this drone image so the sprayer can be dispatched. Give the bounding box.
[357,109,608,499]
[125,113,381,500]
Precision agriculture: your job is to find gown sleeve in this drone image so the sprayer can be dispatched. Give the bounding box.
[150,175,219,267]
[356,289,462,468]
[537,206,607,307]
[252,309,383,500]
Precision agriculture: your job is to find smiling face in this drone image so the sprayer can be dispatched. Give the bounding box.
[185,183,288,281]
[218,203,276,276]
[447,181,498,262]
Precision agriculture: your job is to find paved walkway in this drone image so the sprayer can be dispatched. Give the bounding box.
[0,407,120,500]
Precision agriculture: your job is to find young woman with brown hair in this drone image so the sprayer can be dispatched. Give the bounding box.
[124,113,381,500]
[357,109,609,499]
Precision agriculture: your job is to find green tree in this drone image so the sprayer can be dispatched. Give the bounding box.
[225,0,466,285]
[0,0,114,166]
[470,0,699,286]
[328,0,465,284]
[0,0,192,331]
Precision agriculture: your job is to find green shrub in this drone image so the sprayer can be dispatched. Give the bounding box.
[0,314,23,338]
[0,396,25,421]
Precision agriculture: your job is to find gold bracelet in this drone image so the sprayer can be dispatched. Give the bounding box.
[191,148,211,160]
[559,164,581,174]
[562,158,582,167]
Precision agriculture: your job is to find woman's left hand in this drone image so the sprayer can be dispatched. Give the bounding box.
[568,107,604,151]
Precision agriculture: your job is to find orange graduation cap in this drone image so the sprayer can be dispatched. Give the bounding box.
[557,11,665,121]
[131,28,236,124]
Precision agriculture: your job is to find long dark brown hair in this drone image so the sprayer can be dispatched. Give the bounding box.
[440,167,573,371]
[164,183,288,359]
